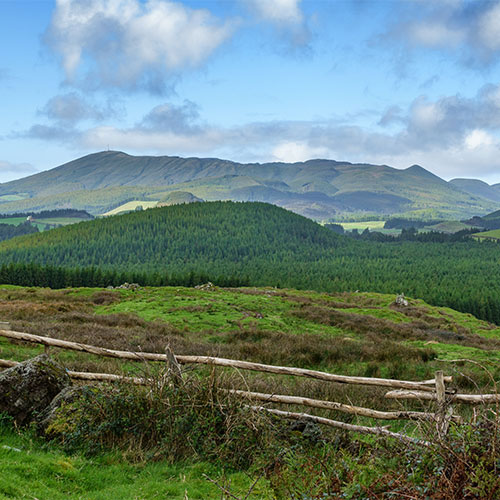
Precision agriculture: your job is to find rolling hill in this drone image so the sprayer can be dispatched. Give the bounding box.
[0,151,498,219]
[2,201,500,323]
[449,178,500,202]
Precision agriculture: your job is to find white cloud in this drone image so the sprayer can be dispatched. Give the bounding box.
[21,83,500,183]
[409,22,464,48]
[464,129,494,150]
[245,0,303,24]
[478,2,500,50]
[271,141,331,163]
[40,93,119,123]
[45,0,236,92]
[0,161,39,183]
[387,1,500,66]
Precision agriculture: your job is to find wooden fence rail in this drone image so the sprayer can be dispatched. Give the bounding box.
[1,326,498,446]
[0,328,448,391]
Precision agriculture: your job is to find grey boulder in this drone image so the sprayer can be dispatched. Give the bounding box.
[0,354,71,425]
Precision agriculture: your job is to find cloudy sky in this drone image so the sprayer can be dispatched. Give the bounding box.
[2,0,500,183]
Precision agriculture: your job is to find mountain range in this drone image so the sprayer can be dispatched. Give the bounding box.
[0,151,498,220]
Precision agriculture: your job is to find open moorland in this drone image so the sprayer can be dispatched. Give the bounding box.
[1,284,499,498]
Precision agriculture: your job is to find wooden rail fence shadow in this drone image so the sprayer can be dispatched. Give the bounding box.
[1,327,498,447]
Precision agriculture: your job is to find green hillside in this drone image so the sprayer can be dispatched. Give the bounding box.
[449,178,500,202]
[0,151,498,219]
[2,202,500,323]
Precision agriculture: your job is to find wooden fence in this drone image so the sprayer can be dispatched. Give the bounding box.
[1,326,499,447]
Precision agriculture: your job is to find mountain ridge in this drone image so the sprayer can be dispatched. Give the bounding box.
[0,151,498,219]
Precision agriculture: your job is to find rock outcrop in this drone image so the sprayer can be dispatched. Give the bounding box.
[0,354,71,425]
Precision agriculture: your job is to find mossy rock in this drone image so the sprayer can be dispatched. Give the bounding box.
[0,354,71,425]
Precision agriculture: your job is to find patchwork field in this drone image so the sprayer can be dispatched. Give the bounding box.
[102,201,159,216]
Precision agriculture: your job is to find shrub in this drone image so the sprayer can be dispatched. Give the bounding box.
[46,370,274,468]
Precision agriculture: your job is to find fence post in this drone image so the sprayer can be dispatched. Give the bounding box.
[165,345,183,386]
[435,370,450,438]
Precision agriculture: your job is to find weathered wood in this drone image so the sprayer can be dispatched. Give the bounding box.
[226,389,463,423]
[0,329,161,360]
[0,322,11,331]
[435,370,447,437]
[249,405,431,447]
[165,344,183,386]
[421,376,453,385]
[68,371,148,385]
[0,358,148,385]
[0,359,17,368]
[385,389,500,404]
[0,329,440,392]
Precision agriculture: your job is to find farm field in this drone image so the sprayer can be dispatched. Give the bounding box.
[102,201,159,216]
[0,216,91,231]
[339,220,386,231]
[473,228,500,241]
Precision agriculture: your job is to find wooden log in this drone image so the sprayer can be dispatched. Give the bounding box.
[0,359,17,368]
[385,389,500,404]
[0,358,148,385]
[68,371,148,385]
[226,389,463,423]
[0,329,441,391]
[421,376,453,385]
[249,405,431,447]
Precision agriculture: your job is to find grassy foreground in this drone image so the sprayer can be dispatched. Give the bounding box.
[0,284,499,498]
[0,421,271,499]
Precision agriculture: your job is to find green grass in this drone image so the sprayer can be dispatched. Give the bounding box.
[0,217,28,226]
[36,217,91,226]
[0,216,89,231]
[422,221,473,234]
[102,201,159,216]
[0,425,272,500]
[340,220,386,230]
[473,229,500,241]
[1,285,500,498]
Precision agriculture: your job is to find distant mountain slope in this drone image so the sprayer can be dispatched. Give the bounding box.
[0,151,498,219]
[465,208,500,230]
[450,178,500,203]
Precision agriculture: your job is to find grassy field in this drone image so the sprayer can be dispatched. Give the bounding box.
[422,221,474,234]
[102,201,159,216]
[0,284,498,386]
[473,228,500,241]
[340,220,386,231]
[0,216,91,231]
[1,285,499,498]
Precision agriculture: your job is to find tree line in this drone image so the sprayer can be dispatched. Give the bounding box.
[0,201,500,323]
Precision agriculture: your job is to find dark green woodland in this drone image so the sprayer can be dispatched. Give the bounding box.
[0,201,499,323]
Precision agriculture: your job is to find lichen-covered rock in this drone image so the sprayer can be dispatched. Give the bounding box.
[35,385,87,435]
[0,354,71,425]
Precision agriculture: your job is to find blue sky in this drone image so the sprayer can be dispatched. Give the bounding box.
[2,0,500,183]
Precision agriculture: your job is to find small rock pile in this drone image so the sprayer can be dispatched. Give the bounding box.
[107,282,141,290]
[195,282,216,291]
[395,293,409,307]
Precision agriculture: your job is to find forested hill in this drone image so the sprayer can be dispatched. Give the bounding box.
[1,201,500,323]
[0,202,341,271]
[0,151,498,219]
